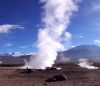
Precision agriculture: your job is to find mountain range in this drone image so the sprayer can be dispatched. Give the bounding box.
[0,45,100,65]
[57,45,100,62]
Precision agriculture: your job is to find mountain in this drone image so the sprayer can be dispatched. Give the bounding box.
[0,54,32,66]
[57,45,100,62]
[0,45,100,66]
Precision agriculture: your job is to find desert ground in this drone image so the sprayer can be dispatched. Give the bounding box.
[0,62,100,86]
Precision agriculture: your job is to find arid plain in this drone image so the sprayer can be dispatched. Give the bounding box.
[0,62,99,86]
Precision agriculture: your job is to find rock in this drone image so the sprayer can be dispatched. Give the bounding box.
[46,67,57,70]
[45,74,67,82]
[14,67,32,74]
[21,68,32,74]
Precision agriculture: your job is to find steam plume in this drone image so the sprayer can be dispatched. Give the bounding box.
[78,59,98,69]
[25,0,79,69]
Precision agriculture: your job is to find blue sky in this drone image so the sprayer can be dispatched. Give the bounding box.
[0,0,100,54]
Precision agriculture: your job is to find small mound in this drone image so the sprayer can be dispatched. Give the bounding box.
[14,68,32,74]
[45,74,67,82]
[46,67,57,70]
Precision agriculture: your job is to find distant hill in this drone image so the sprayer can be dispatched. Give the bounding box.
[0,45,100,66]
[0,55,31,66]
[57,45,100,62]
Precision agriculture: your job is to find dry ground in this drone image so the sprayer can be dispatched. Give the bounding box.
[0,63,100,86]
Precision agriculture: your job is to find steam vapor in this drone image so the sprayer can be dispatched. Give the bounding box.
[25,0,80,69]
[78,59,98,69]
[0,61,2,64]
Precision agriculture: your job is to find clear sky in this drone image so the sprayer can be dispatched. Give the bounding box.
[0,0,100,54]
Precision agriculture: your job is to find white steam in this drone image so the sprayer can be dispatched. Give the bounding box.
[78,59,98,69]
[0,61,2,64]
[25,0,79,69]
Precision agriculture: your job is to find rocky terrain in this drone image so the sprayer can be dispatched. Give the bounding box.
[0,45,99,86]
[0,62,99,86]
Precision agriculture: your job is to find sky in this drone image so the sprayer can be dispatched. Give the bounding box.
[0,0,100,54]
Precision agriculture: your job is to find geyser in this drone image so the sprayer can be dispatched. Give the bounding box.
[24,0,80,69]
